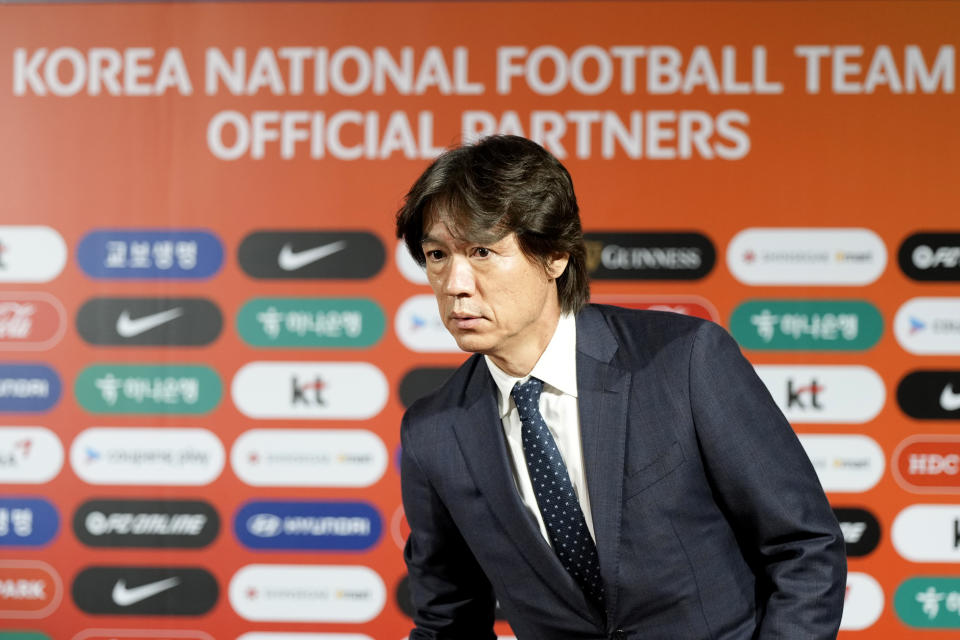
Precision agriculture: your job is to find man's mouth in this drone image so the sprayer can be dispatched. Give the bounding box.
[450,311,483,329]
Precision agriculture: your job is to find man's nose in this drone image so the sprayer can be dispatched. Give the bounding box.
[442,255,475,295]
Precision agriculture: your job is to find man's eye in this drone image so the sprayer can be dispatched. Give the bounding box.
[425,250,445,261]
[474,247,490,258]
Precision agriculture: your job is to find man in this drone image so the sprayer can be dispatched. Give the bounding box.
[395,135,846,639]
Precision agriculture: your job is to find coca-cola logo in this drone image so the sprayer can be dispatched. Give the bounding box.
[0,293,65,351]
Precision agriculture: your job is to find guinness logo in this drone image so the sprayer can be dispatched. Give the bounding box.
[582,232,714,280]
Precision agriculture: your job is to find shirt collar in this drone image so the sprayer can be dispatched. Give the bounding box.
[485,313,578,418]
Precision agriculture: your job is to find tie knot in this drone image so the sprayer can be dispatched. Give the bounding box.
[511,377,544,421]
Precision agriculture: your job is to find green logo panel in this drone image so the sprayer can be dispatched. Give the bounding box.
[729,300,882,351]
[0,634,53,640]
[75,364,222,414]
[237,297,385,348]
[895,577,960,628]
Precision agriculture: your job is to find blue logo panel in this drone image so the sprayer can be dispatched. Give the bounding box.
[0,364,61,412]
[77,230,223,279]
[234,500,381,551]
[0,497,59,547]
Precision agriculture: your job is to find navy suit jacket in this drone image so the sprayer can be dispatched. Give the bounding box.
[401,305,846,639]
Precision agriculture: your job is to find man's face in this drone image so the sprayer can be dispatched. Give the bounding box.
[421,218,568,370]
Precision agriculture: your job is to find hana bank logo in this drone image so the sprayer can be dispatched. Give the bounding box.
[0,427,63,484]
[797,434,884,493]
[229,564,386,622]
[839,572,884,631]
[727,228,886,285]
[69,427,224,486]
[0,227,67,283]
[895,577,960,629]
[395,295,459,353]
[231,362,387,419]
[231,429,387,488]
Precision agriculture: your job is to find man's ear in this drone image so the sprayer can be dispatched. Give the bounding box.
[546,252,570,279]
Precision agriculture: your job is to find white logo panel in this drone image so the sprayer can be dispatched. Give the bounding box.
[70,427,225,485]
[395,294,460,353]
[231,429,387,487]
[239,634,374,640]
[727,228,886,285]
[754,365,885,423]
[840,572,884,631]
[892,504,960,562]
[0,226,67,282]
[894,297,960,355]
[395,240,429,285]
[231,362,387,419]
[229,564,385,622]
[0,426,63,483]
[798,434,885,492]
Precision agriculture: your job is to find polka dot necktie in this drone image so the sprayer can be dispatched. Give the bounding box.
[511,377,605,607]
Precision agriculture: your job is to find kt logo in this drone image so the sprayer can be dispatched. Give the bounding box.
[292,376,325,406]
[787,379,825,409]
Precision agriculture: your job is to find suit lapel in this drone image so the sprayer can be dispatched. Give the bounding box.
[577,307,631,619]
[451,358,601,623]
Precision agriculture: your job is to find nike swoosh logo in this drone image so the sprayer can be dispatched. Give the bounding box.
[940,383,960,411]
[116,308,184,337]
[112,577,181,606]
[278,241,347,271]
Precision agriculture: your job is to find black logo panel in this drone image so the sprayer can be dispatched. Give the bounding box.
[898,232,960,281]
[76,297,222,346]
[398,367,457,408]
[583,232,715,280]
[74,499,219,548]
[832,507,881,557]
[897,370,960,419]
[72,566,218,615]
[238,230,385,279]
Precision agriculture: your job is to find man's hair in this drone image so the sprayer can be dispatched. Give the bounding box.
[395,135,589,314]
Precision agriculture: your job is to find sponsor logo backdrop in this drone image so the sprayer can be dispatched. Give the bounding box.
[1,1,958,637]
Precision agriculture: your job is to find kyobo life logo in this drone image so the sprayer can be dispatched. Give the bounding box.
[76,229,224,279]
[729,300,882,351]
[237,298,385,348]
[75,364,221,414]
[0,498,58,548]
[234,501,381,551]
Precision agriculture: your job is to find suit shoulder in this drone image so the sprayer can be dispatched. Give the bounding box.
[589,303,715,342]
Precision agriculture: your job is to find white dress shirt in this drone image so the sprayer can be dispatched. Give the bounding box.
[484,313,596,544]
